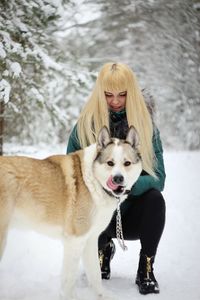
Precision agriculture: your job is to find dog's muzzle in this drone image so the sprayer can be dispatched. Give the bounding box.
[105,175,130,198]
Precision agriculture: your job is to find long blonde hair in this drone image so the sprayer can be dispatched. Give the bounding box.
[77,62,156,176]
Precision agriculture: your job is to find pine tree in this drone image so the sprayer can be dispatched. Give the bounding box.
[0,0,65,152]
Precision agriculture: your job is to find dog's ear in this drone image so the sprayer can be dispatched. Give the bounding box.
[97,126,111,150]
[125,126,140,148]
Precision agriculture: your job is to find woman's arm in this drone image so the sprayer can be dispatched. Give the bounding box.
[131,127,166,196]
[66,124,81,154]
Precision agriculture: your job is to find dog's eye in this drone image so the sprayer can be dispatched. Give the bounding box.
[124,161,131,167]
[107,161,114,167]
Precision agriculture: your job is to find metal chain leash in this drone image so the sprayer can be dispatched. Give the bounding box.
[116,198,128,251]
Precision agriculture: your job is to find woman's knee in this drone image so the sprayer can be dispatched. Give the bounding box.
[142,189,166,236]
[142,189,166,213]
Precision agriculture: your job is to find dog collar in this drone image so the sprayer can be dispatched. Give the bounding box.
[103,187,130,199]
[103,187,119,199]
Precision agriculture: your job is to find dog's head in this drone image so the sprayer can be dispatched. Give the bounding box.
[93,126,142,198]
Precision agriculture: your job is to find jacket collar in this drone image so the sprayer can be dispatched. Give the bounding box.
[109,109,126,122]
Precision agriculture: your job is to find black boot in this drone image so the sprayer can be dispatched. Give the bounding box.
[98,239,116,279]
[135,251,160,294]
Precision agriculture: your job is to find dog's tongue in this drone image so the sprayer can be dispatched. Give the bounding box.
[106,176,119,191]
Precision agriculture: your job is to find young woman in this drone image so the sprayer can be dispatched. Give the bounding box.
[67,62,166,295]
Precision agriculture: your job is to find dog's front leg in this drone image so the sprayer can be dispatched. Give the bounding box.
[60,236,85,300]
[82,234,116,300]
[82,234,102,295]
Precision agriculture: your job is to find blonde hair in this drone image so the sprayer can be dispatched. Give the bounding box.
[77,62,156,177]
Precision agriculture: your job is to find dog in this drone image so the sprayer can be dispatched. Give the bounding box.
[0,126,142,300]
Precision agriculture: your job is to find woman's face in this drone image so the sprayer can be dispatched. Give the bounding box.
[105,90,127,112]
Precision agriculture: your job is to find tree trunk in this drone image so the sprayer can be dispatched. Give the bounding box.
[0,101,4,156]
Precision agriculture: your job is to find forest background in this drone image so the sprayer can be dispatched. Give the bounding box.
[0,0,200,154]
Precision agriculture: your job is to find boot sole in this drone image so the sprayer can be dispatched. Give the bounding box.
[135,279,160,294]
[102,272,111,280]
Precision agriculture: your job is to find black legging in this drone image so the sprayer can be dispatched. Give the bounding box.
[98,189,166,257]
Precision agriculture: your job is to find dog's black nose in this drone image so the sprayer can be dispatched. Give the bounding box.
[113,174,124,185]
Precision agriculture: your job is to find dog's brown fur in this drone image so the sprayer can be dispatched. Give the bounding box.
[0,152,94,248]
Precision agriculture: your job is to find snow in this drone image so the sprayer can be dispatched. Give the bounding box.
[73,0,101,25]
[0,42,6,59]
[35,46,63,71]
[193,3,200,10]
[9,62,22,77]
[0,149,199,300]
[30,87,44,103]
[0,79,11,104]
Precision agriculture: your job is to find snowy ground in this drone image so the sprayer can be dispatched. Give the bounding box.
[0,146,200,300]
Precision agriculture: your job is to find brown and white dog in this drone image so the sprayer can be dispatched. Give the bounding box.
[0,126,142,300]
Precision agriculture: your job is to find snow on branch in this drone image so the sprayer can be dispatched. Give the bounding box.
[0,79,11,104]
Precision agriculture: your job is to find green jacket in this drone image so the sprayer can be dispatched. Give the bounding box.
[67,117,166,197]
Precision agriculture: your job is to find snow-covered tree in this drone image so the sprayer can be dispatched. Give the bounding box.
[0,0,61,153]
[59,0,200,149]
[0,0,97,154]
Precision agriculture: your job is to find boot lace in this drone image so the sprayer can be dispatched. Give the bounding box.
[99,250,104,268]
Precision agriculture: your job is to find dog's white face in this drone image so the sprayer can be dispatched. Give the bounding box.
[93,126,142,198]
